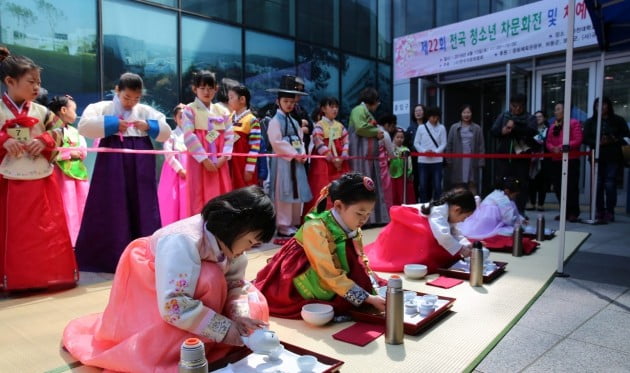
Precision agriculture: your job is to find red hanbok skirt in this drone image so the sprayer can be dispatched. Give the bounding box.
[254,237,379,319]
[364,205,459,274]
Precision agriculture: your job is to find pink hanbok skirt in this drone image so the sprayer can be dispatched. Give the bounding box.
[54,168,89,246]
[157,157,189,226]
[62,238,268,373]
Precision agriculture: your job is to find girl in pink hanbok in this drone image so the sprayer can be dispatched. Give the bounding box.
[63,186,276,373]
[158,104,189,225]
[183,70,234,215]
[49,95,89,246]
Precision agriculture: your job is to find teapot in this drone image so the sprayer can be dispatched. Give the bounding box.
[241,328,280,355]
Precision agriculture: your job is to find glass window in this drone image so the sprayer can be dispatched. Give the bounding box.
[491,0,537,12]
[0,0,99,113]
[145,0,177,7]
[541,69,589,123]
[245,0,295,36]
[340,54,376,121]
[296,0,339,47]
[604,63,630,122]
[394,0,433,37]
[102,0,177,115]
[340,0,377,58]
[377,0,392,61]
[436,0,457,27]
[181,0,242,23]
[296,44,340,117]
[181,16,242,103]
[245,32,295,110]
[377,62,392,118]
[459,0,480,21]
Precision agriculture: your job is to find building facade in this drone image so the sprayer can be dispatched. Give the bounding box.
[0,0,393,122]
[393,0,630,208]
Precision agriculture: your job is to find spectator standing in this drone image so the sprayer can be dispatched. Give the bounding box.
[445,104,485,194]
[490,94,537,214]
[414,107,447,202]
[582,97,629,222]
[405,104,425,201]
[526,110,549,211]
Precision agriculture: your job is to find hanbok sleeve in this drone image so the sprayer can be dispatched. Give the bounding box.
[267,117,298,160]
[350,106,379,138]
[144,105,171,142]
[163,137,184,173]
[223,255,252,319]
[182,107,208,163]
[155,234,232,343]
[301,220,370,306]
[245,119,261,173]
[427,205,463,255]
[78,103,118,139]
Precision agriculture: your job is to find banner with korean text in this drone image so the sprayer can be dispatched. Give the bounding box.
[394,0,597,80]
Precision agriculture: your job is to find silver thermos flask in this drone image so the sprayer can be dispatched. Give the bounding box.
[512,222,524,257]
[536,214,545,242]
[385,275,404,345]
[179,338,208,373]
[469,242,484,287]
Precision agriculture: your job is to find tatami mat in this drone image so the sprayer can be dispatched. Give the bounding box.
[0,230,589,373]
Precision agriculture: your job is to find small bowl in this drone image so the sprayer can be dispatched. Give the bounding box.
[297,355,317,372]
[404,264,428,279]
[301,304,334,326]
[403,290,416,301]
[422,294,438,305]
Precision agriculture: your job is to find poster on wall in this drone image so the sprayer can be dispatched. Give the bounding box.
[394,0,597,80]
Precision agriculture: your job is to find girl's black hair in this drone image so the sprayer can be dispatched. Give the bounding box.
[117,72,143,91]
[217,78,240,104]
[191,70,217,88]
[316,172,377,213]
[229,84,251,109]
[172,104,185,117]
[0,46,40,85]
[378,113,397,125]
[202,186,276,250]
[425,106,441,119]
[421,187,476,215]
[319,96,339,109]
[493,176,521,193]
[48,95,75,115]
[534,110,546,118]
[359,87,380,105]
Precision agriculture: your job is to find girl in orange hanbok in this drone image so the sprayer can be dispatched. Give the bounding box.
[63,186,276,372]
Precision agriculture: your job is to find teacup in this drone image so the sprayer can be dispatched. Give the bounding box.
[422,294,438,306]
[404,300,418,315]
[418,301,435,317]
[404,290,416,302]
[485,262,497,272]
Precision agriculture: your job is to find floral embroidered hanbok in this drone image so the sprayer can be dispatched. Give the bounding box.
[63,215,268,372]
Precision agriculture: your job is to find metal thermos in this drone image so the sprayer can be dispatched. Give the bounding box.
[536,214,546,241]
[512,222,524,257]
[385,275,404,345]
[469,242,484,287]
[179,338,208,373]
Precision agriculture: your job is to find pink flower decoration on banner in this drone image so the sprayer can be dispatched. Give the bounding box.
[394,35,420,65]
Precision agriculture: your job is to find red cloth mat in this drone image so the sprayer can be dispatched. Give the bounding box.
[426,276,464,289]
[332,322,385,346]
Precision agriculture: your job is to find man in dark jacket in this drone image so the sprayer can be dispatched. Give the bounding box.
[491,94,537,214]
[582,97,629,222]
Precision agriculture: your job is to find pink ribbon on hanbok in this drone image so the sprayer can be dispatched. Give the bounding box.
[207,116,225,163]
[117,116,135,142]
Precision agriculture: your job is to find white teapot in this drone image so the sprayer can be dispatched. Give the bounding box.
[241,328,280,355]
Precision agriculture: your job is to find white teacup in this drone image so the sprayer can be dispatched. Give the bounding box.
[485,262,497,272]
[405,300,418,314]
[422,294,438,306]
[418,301,435,317]
[404,291,416,302]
